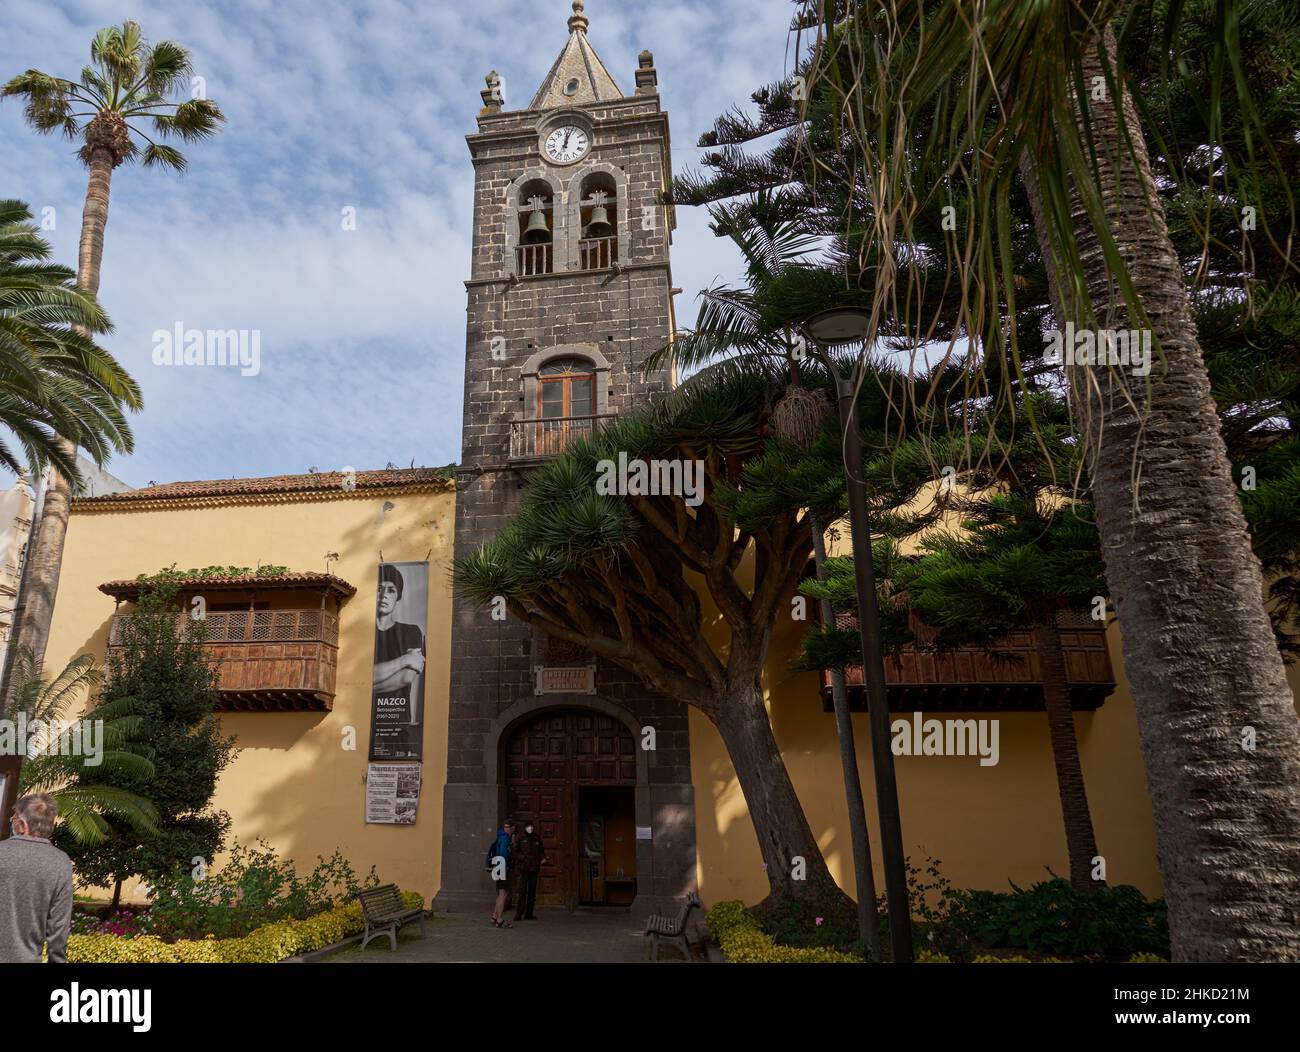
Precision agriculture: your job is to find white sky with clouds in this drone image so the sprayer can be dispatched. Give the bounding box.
[0,0,798,488]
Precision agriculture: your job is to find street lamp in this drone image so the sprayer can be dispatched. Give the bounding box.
[803,306,914,964]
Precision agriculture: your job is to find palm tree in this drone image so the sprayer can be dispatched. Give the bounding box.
[2,20,223,674]
[802,0,1300,960]
[3,649,156,846]
[0,199,136,480]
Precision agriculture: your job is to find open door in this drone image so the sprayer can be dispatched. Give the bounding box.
[577,785,636,906]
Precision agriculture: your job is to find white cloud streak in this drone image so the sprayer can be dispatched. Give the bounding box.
[0,0,795,485]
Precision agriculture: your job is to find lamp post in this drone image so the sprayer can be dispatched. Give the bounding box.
[803,306,914,964]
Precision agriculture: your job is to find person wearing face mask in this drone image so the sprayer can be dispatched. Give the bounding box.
[512,820,547,922]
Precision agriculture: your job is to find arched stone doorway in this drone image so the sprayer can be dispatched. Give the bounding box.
[502,707,639,910]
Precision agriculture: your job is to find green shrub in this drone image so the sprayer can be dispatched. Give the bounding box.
[147,840,380,941]
[65,891,424,963]
[876,857,1169,961]
[706,900,860,963]
[759,890,866,955]
[704,900,758,942]
[954,877,1169,960]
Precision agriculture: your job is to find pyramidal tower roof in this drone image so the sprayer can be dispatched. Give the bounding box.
[530,1,623,109]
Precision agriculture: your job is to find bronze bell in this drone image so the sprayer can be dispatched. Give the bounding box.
[523,205,551,244]
[584,203,613,239]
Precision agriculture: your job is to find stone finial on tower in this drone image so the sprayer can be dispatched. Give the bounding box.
[635,50,658,95]
[568,1,589,34]
[480,70,504,115]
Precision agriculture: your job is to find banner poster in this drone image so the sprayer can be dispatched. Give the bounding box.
[365,763,422,824]
[368,561,428,761]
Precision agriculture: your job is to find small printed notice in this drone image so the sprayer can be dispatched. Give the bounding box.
[636,826,652,840]
[366,762,422,825]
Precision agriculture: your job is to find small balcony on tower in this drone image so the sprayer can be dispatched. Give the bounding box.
[509,412,617,463]
[509,353,615,465]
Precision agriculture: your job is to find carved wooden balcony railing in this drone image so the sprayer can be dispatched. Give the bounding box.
[579,236,616,270]
[509,413,616,463]
[819,608,1116,712]
[517,242,553,276]
[107,607,341,712]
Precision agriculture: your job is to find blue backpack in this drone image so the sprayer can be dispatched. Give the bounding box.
[485,832,508,871]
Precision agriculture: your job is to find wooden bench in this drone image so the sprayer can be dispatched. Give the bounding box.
[645,892,701,961]
[355,884,426,951]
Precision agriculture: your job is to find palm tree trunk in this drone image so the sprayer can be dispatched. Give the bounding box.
[811,513,881,959]
[9,147,115,681]
[78,147,114,295]
[1033,621,1103,891]
[711,678,853,914]
[1020,25,1300,960]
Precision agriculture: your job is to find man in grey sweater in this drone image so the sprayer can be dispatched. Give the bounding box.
[0,793,73,963]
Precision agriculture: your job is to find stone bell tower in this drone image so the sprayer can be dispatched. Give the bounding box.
[437,1,697,915]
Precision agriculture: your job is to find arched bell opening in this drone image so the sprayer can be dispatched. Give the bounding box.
[578,171,618,270]
[516,178,555,275]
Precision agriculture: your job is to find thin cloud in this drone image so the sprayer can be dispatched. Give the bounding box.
[0,0,791,486]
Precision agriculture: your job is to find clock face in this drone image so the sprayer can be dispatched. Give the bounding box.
[544,125,590,164]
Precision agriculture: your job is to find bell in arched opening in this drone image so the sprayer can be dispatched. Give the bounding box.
[583,190,614,238]
[522,195,552,244]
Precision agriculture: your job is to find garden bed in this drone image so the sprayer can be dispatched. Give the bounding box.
[707,864,1172,965]
[65,891,425,963]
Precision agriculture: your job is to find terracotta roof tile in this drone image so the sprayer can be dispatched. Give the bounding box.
[99,571,357,601]
[74,467,454,507]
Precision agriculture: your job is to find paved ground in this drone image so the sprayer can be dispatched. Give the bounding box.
[322,907,690,964]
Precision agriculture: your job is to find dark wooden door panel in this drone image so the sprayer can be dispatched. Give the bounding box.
[504,709,637,908]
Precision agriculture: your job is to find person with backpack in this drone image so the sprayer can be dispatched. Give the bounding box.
[486,818,515,928]
[512,820,547,922]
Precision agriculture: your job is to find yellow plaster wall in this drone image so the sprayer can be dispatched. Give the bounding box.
[42,486,455,902]
[690,613,1165,906]
[688,502,1298,907]
[687,531,1171,907]
[42,487,1299,911]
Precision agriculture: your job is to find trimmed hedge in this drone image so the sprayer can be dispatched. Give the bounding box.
[707,900,861,963]
[66,891,424,963]
[709,902,1173,965]
[918,950,1168,964]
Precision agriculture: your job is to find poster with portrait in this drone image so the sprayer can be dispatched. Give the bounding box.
[365,762,422,825]
[368,561,428,761]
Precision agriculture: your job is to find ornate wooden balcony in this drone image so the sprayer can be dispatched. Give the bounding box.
[101,572,355,713]
[509,413,616,463]
[819,608,1116,712]
[107,608,341,712]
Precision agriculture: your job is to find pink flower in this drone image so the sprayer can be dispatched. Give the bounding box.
[815,917,824,926]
